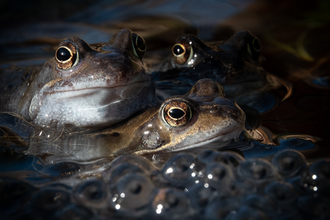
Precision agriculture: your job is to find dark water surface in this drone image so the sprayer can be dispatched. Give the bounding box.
[0,0,329,219]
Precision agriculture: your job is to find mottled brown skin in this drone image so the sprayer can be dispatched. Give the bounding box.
[152,31,291,111]
[0,29,156,129]
[27,79,246,163]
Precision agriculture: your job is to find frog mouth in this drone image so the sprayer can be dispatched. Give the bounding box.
[39,80,152,104]
[29,80,154,124]
[169,128,244,152]
[134,125,244,155]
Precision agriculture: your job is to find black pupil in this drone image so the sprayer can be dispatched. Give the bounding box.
[173,45,184,55]
[136,36,145,51]
[129,181,142,194]
[169,108,185,119]
[56,47,71,61]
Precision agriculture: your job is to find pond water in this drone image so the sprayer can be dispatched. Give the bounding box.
[0,0,329,219]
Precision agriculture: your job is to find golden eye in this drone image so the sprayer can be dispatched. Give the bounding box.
[132,33,146,60]
[55,43,79,70]
[162,101,192,127]
[172,43,190,65]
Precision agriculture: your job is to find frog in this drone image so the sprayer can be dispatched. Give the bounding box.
[26,78,246,162]
[151,31,292,113]
[0,29,156,129]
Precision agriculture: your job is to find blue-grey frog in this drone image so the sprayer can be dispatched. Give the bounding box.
[0,29,156,129]
[152,31,291,113]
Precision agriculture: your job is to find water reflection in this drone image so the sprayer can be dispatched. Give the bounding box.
[0,0,329,219]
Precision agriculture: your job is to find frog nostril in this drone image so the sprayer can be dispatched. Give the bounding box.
[210,106,220,114]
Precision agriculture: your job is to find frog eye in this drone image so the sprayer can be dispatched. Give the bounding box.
[247,37,262,59]
[55,43,79,70]
[172,43,191,65]
[132,33,146,60]
[162,101,192,127]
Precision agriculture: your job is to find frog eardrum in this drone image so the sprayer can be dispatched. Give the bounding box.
[161,100,192,127]
[55,42,79,70]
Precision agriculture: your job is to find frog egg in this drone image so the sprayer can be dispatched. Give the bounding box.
[224,205,269,220]
[203,162,235,195]
[102,155,155,182]
[193,149,221,172]
[161,153,198,188]
[301,159,330,196]
[236,158,280,193]
[0,178,37,217]
[271,149,307,179]
[241,194,276,216]
[237,158,279,181]
[108,173,156,218]
[149,187,195,220]
[72,179,108,211]
[213,151,245,170]
[29,187,71,213]
[297,196,330,218]
[54,203,95,220]
[203,196,241,220]
[264,181,298,212]
[186,182,218,212]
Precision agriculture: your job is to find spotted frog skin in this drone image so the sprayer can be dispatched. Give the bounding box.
[152,31,291,111]
[0,29,155,129]
[27,79,246,162]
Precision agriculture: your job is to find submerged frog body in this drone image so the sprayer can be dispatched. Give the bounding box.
[0,29,155,129]
[152,31,291,112]
[27,79,246,162]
